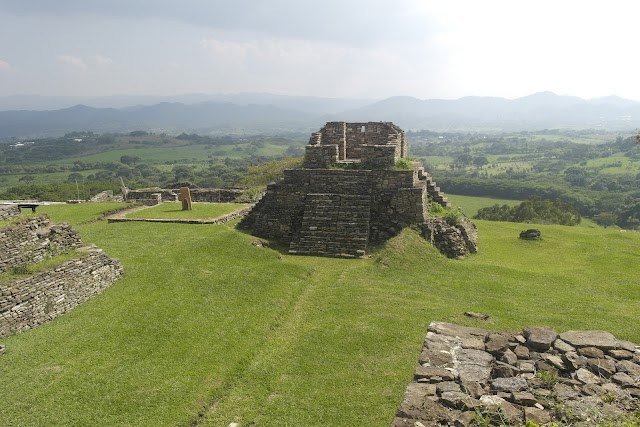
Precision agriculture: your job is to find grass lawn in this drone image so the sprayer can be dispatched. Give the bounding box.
[447,194,520,217]
[0,203,639,426]
[126,202,248,220]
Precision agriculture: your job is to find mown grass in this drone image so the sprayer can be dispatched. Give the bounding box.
[0,203,639,426]
[125,202,249,220]
[447,193,520,217]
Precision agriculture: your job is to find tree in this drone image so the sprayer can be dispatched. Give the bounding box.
[120,155,141,166]
[473,156,489,168]
[593,212,617,228]
[67,172,83,183]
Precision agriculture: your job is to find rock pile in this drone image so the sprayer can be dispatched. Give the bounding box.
[391,321,639,426]
[520,229,541,240]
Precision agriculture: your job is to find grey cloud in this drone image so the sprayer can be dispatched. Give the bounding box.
[0,0,438,46]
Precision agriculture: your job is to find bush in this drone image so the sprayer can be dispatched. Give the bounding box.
[394,158,413,170]
[474,197,581,226]
[444,207,464,226]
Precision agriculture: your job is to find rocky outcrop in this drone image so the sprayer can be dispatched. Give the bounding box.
[391,321,639,426]
[421,217,478,259]
[0,215,81,273]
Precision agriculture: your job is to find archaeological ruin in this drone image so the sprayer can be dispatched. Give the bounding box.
[239,121,478,258]
[0,205,123,338]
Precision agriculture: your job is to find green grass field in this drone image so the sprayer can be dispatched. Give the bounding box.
[447,194,520,217]
[1,202,639,426]
[126,202,248,220]
[54,143,290,165]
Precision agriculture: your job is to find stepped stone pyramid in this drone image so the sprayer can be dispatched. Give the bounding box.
[239,121,477,258]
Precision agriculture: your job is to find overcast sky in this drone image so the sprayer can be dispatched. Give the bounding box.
[0,0,639,100]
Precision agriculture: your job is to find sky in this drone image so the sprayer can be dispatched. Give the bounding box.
[0,0,639,101]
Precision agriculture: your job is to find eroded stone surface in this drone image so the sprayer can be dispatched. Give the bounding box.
[391,322,640,427]
[560,330,620,349]
[523,326,557,351]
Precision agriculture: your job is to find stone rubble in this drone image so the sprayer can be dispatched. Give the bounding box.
[391,321,640,426]
[0,205,22,221]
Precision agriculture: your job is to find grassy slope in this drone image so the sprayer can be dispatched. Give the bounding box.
[0,203,639,426]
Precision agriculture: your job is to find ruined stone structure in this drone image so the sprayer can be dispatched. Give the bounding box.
[240,122,477,258]
[0,215,81,273]
[392,321,640,426]
[0,212,123,338]
[304,121,408,169]
[0,251,123,338]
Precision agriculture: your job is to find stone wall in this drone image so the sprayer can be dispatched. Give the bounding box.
[89,190,123,202]
[0,251,124,338]
[304,121,407,169]
[127,189,178,203]
[0,205,21,221]
[391,321,640,426]
[0,215,81,273]
[127,188,244,203]
[176,188,244,203]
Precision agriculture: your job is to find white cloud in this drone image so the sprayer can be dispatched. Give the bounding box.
[0,59,12,71]
[89,54,113,66]
[58,54,87,71]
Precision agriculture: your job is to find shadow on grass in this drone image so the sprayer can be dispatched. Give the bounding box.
[234,224,291,255]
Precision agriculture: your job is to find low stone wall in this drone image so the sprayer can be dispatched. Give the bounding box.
[0,205,21,221]
[0,251,124,338]
[391,321,640,426]
[107,205,252,224]
[127,188,244,204]
[89,190,123,202]
[181,188,245,203]
[0,215,81,273]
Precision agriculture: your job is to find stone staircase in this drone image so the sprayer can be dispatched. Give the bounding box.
[289,193,371,258]
[416,167,450,207]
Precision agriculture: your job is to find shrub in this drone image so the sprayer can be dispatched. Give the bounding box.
[394,158,413,170]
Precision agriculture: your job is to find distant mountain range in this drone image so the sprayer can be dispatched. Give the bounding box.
[1,91,639,139]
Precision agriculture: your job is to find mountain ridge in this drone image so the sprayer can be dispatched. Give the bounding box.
[1,91,639,139]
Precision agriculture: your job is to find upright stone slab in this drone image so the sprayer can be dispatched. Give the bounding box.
[180,187,192,211]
